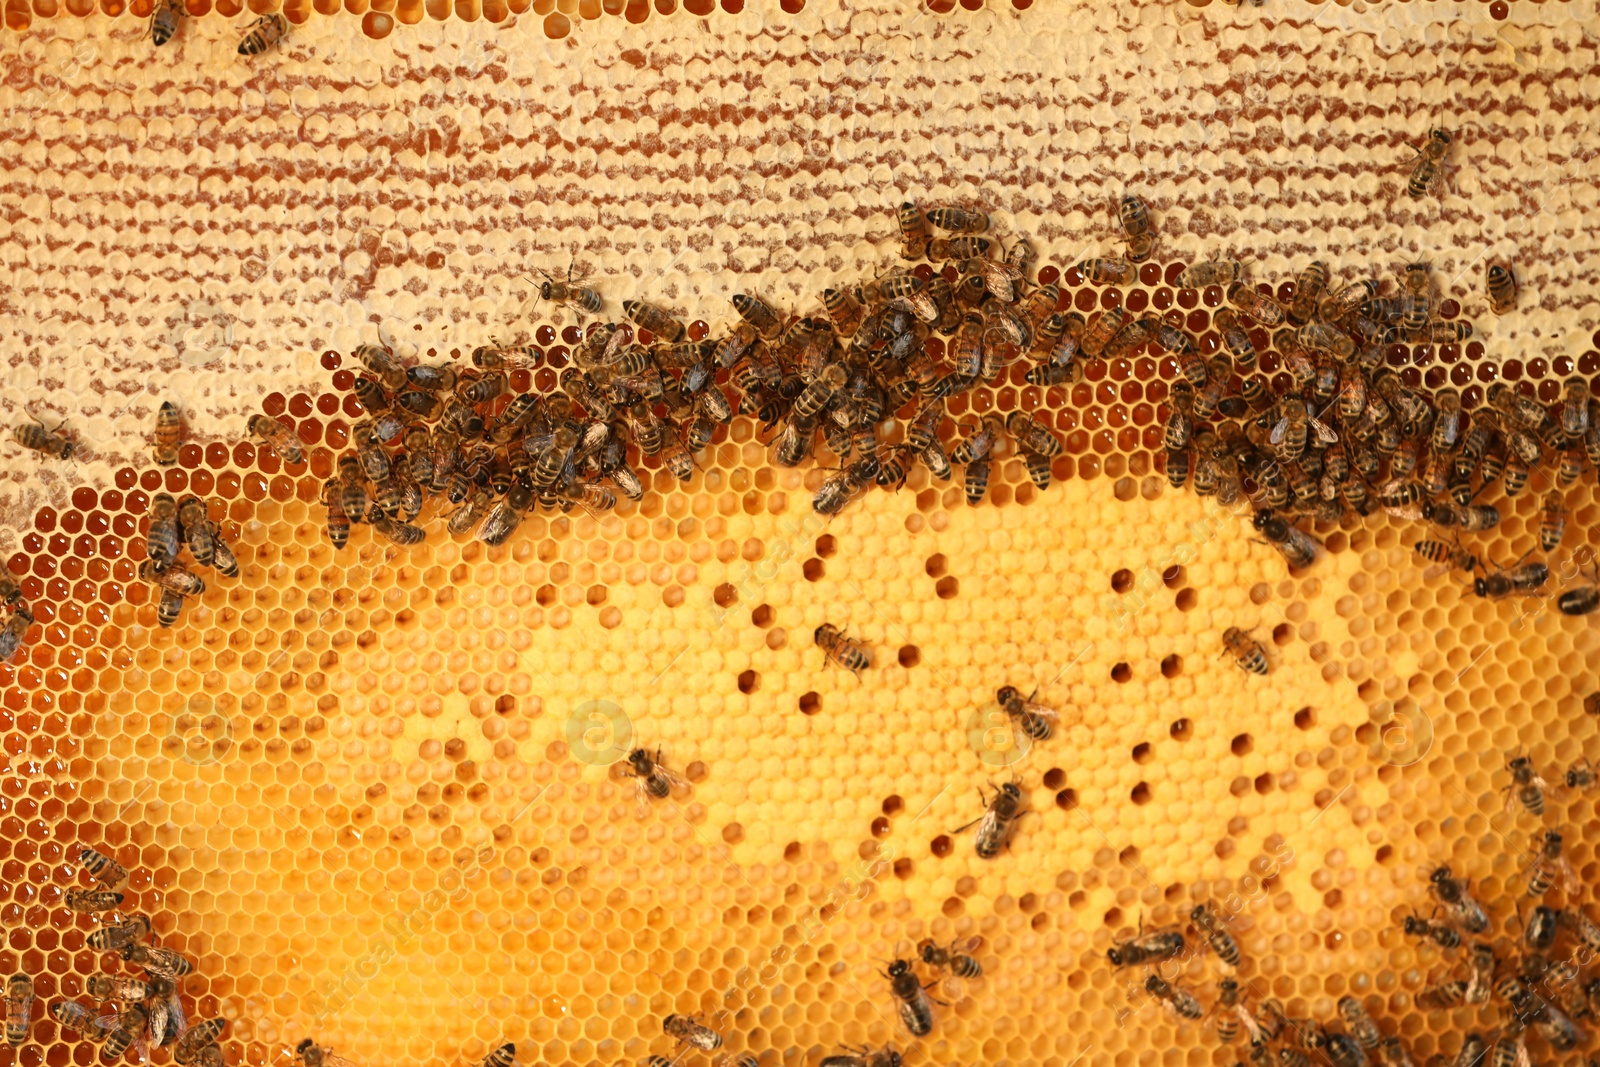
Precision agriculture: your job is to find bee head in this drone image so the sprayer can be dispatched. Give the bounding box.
[1105,947,1123,967]
[1473,577,1489,598]
[1189,904,1207,922]
[296,1040,315,1055]
[1430,865,1452,884]
[885,959,911,978]
[998,782,1022,801]
[995,685,1019,706]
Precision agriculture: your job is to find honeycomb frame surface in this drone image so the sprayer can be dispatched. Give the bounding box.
[3,3,1600,1067]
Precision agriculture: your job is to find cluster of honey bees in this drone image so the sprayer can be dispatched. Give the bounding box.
[1103,830,1600,1067]
[143,0,289,54]
[4,845,224,1065]
[300,203,1073,556]
[1075,198,1600,615]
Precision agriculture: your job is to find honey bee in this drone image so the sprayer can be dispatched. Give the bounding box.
[145,400,187,467]
[929,236,992,261]
[1412,539,1476,574]
[1322,1033,1369,1067]
[1560,561,1600,617]
[731,293,784,339]
[815,623,870,675]
[1179,258,1244,290]
[121,942,189,978]
[1104,313,1159,363]
[1005,411,1063,459]
[1076,257,1138,287]
[1435,502,1501,533]
[1,605,36,663]
[995,685,1063,742]
[237,12,287,53]
[100,1004,147,1061]
[1526,829,1576,896]
[1452,1033,1489,1067]
[1321,279,1380,322]
[623,299,685,342]
[1426,865,1489,933]
[1535,489,1569,552]
[172,1019,226,1066]
[1534,1000,1584,1051]
[4,974,32,1048]
[1473,559,1547,600]
[920,937,982,979]
[812,458,879,516]
[148,0,182,43]
[1556,377,1590,439]
[49,1001,106,1039]
[1228,283,1285,327]
[86,974,148,1003]
[897,202,931,259]
[1144,975,1203,1020]
[1250,998,1288,1043]
[1522,904,1562,954]
[1379,1035,1415,1067]
[1166,447,1190,489]
[664,1014,721,1051]
[457,371,506,407]
[1222,627,1268,675]
[1285,261,1330,325]
[537,266,602,315]
[1118,195,1155,262]
[295,1038,361,1067]
[370,515,425,547]
[1415,978,1467,1011]
[925,206,988,233]
[1252,510,1319,569]
[65,888,126,914]
[1080,307,1131,360]
[820,1046,900,1067]
[1407,128,1451,199]
[1270,398,1338,462]
[1190,904,1241,967]
[1108,922,1185,969]
[1485,262,1517,315]
[1213,978,1249,1045]
[951,780,1027,859]
[78,847,128,890]
[1213,307,1259,370]
[87,915,151,953]
[1402,912,1461,950]
[1463,942,1496,1004]
[247,414,304,465]
[1297,320,1355,360]
[139,560,205,598]
[14,411,77,459]
[882,958,935,1037]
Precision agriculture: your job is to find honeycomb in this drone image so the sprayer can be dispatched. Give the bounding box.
[5,5,1600,1067]
[3,232,1599,1067]
[0,0,1543,46]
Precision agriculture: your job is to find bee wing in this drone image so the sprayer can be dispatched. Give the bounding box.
[953,935,983,954]
[633,777,654,819]
[1021,702,1060,724]
[1309,418,1340,444]
[1559,857,1579,895]
[1269,416,1289,446]
[655,764,690,791]
[164,990,186,1042]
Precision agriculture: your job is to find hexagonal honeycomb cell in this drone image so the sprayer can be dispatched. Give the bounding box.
[5,7,1600,1067]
